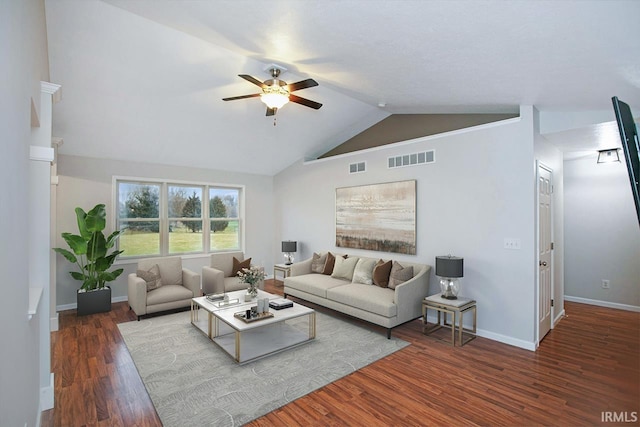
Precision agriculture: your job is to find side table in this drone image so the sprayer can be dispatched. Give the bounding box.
[273,263,292,287]
[422,294,476,346]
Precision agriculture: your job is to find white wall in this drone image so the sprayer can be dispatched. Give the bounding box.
[0,0,50,425]
[564,154,640,309]
[55,154,275,308]
[275,107,538,349]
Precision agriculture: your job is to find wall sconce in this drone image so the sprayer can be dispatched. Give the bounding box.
[597,148,621,164]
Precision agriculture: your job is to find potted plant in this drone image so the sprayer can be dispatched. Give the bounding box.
[53,204,124,316]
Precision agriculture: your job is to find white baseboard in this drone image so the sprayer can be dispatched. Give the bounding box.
[564,295,640,312]
[553,309,566,327]
[50,313,59,332]
[40,372,54,411]
[476,329,536,351]
[423,314,536,351]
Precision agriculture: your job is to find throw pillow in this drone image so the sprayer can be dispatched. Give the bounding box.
[352,258,377,285]
[322,252,336,275]
[372,259,393,288]
[311,252,327,274]
[136,264,162,292]
[232,257,251,276]
[388,261,414,290]
[331,256,359,281]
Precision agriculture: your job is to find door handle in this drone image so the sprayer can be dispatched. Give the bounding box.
[539,261,547,267]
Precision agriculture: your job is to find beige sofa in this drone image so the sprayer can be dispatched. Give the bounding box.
[284,252,431,338]
[201,251,264,295]
[127,256,201,320]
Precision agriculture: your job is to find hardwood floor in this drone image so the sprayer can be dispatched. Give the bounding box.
[42,280,639,426]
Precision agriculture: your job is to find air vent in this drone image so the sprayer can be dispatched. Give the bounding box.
[349,161,366,174]
[388,150,435,169]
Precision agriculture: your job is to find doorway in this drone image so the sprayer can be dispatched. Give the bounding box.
[537,163,554,343]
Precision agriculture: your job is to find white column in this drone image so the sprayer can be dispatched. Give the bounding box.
[29,81,61,411]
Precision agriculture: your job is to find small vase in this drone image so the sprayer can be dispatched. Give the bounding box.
[248,284,258,298]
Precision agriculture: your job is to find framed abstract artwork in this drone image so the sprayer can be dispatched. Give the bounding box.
[335,180,416,255]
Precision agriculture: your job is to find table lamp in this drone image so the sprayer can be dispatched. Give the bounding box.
[436,255,464,300]
[282,241,297,265]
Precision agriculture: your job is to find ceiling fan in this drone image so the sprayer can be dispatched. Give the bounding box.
[222,65,322,117]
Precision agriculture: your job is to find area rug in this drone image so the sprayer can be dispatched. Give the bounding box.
[118,310,409,427]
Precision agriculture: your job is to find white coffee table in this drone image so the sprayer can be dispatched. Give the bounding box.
[191,290,316,364]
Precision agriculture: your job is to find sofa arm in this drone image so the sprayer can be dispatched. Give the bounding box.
[127,273,148,316]
[289,257,313,277]
[202,266,225,295]
[182,268,201,297]
[394,265,431,324]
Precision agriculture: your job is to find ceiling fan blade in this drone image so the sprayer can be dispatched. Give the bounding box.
[287,78,318,92]
[289,94,323,110]
[222,93,261,101]
[266,107,276,116]
[239,74,266,88]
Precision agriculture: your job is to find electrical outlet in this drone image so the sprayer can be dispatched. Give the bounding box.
[602,279,610,289]
[504,238,521,250]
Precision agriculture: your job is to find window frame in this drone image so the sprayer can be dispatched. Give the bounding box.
[113,176,244,260]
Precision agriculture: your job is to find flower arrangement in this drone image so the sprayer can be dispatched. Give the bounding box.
[237,266,266,297]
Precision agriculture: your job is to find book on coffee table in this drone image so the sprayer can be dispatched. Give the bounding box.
[269,298,293,310]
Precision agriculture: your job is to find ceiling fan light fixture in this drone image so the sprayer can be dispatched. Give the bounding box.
[260,85,290,109]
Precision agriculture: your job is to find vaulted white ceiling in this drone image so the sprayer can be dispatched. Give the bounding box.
[45,0,640,175]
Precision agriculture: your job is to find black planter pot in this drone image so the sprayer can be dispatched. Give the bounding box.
[77,286,112,316]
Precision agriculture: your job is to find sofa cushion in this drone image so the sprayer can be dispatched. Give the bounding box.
[311,252,327,273]
[322,252,336,275]
[146,284,193,306]
[232,257,251,276]
[372,259,393,288]
[389,261,413,290]
[137,264,162,292]
[224,276,246,292]
[332,256,359,281]
[352,258,377,285]
[157,256,183,287]
[327,283,397,318]
[285,274,348,298]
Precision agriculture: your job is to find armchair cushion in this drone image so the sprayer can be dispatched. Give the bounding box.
[136,264,162,292]
[232,257,251,276]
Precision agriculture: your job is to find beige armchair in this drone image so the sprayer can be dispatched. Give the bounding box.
[128,256,200,320]
[202,251,264,295]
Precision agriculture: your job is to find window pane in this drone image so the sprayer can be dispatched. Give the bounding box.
[118,183,160,221]
[210,219,239,251]
[168,185,202,218]
[118,220,160,256]
[210,188,239,218]
[169,220,203,253]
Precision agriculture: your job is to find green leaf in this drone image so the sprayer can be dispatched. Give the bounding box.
[85,204,106,233]
[100,269,123,283]
[70,271,85,281]
[75,207,91,240]
[86,232,107,262]
[53,247,77,264]
[61,233,87,255]
[105,230,122,249]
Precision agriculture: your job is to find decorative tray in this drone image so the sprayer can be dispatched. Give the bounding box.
[214,298,240,308]
[234,311,274,323]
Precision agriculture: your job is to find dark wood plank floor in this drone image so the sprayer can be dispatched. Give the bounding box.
[42,280,640,426]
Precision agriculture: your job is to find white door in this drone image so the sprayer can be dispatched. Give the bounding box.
[538,165,553,341]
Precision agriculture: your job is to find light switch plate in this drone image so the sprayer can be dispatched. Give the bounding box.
[504,238,521,250]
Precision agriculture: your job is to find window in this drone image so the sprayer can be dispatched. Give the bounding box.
[115,178,243,258]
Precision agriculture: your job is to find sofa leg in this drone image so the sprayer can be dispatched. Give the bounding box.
[137,315,141,321]
[387,328,391,339]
